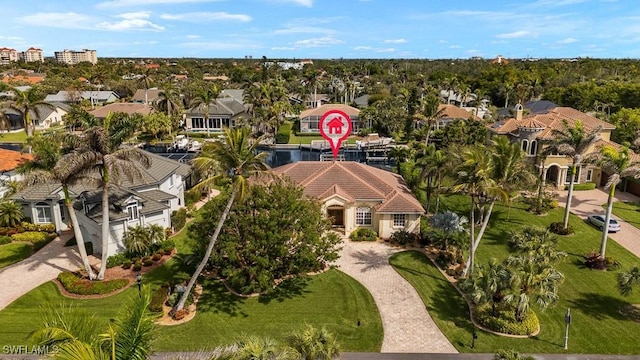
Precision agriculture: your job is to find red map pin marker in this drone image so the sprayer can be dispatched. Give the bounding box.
[319,109,352,159]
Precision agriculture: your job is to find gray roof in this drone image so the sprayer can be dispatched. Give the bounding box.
[187,97,247,117]
[353,94,369,108]
[75,186,170,223]
[44,91,119,103]
[132,88,161,103]
[220,89,244,103]
[497,100,558,118]
[137,189,174,202]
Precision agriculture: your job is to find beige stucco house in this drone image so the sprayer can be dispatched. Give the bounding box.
[272,161,424,238]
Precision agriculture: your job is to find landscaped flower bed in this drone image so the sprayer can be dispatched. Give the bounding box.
[57,271,129,295]
[473,304,540,336]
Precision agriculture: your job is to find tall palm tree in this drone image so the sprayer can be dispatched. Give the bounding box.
[414,94,445,145]
[618,266,640,297]
[189,83,221,135]
[67,114,151,280]
[154,83,182,134]
[586,145,640,258]
[175,127,269,311]
[550,120,601,229]
[23,133,97,279]
[30,288,157,360]
[1,85,54,137]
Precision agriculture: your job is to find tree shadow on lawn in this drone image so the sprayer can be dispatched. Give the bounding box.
[258,276,310,305]
[196,280,248,317]
[569,292,628,321]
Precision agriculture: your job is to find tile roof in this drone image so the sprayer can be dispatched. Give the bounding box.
[76,186,170,223]
[299,104,360,118]
[438,104,481,121]
[489,106,614,139]
[0,148,31,172]
[272,161,424,214]
[594,139,640,162]
[132,88,162,103]
[187,97,247,116]
[89,103,153,119]
[44,91,118,103]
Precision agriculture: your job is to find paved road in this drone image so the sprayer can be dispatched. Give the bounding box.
[558,188,640,257]
[0,231,80,311]
[335,240,457,354]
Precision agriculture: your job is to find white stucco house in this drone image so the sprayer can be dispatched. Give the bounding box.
[11,151,192,257]
[272,161,424,239]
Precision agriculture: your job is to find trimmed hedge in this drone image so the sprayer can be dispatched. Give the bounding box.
[565,182,596,191]
[11,231,56,251]
[20,222,56,233]
[349,228,378,242]
[107,253,128,269]
[276,123,292,144]
[0,235,11,245]
[57,272,129,295]
[171,208,188,232]
[549,222,574,235]
[474,305,539,336]
[150,286,169,313]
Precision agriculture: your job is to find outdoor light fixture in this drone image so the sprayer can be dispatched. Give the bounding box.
[136,273,142,296]
[471,329,478,349]
[564,308,572,350]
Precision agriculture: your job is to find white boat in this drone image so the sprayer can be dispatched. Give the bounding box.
[188,140,202,152]
[172,135,190,151]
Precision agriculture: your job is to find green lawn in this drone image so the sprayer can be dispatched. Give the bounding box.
[0,212,383,352]
[0,131,28,143]
[611,201,640,229]
[0,243,33,269]
[390,195,640,354]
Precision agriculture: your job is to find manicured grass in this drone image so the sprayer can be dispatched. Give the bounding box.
[390,195,640,354]
[0,243,33,269]
[610,201,640,229]
[0,269,382,352]
[0,131,28,143]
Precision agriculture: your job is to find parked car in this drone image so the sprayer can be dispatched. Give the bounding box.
[587,214,621,232]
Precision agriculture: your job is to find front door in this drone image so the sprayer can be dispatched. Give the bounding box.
[327,208,344,227]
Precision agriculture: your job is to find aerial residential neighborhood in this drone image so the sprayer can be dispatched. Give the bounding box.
[0,1,639,360]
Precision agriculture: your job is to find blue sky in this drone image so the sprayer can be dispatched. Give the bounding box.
[0,0,637,59]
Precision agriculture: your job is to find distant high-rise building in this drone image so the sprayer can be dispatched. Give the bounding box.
[54,49,98,65]
[20,47,44,63]
[0,47,19,65]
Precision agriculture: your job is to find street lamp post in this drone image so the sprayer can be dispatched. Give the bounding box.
[563,308,571,350]
[471,329,478,349]
[136,273,142,297]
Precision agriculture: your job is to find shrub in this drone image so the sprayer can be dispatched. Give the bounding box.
[122,260,132,269]
[57,272,128,295]
[548,222,574,235]
[20,222,56,233]
[107,253,128,268]
[143,258,153,267]
[565,182,596,191]
[276,123,292,144]
[152,253,162,261]
[583,251,621,270]
[0,227,18,236]
[0,235,11,245]
[171,208,188,232]
[349,228,377,242]
[161,239,175,255]
[185,189,201,208]
[474,305,539,336]
[133,260,142,272]
[390,230,418,246]
[11,231,49,243]
[150,286,169,313]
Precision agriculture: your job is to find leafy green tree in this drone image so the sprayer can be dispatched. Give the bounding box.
[549,120,601,229]
[0,200,23,227]
[609,108,640,146]
[176,127,269,310]
[30,288,157,360]
[586,145,640,258]
[143,112,172,141]
[618,266,640,297]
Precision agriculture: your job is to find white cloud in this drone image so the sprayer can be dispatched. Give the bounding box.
[557,37,578,44]
[293,37,344,48]
[273,26,335,35]
[161,12,252,22]
[20,12,96,30]
[180,41,260,50]
[449,45,461,49]
[495,30,531,39]
[272,46,295,50]
[97,12,164,31]
[281,0,313,6]
[376,48,396,53]
[97,0,223,8]
[353,46,372,50]
[384,38,407,44]
[185,34,201,39]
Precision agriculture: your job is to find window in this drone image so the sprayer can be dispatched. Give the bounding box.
[565,167,580,183]
[127,202,139,221]
[529,140,537,156]
[393,214,406,228]
[169,175,174,187]
[58,201,67,222]
[355,207,372,226]
[36,202,52,223]
[586,169,593,182]
[521,139,529,152]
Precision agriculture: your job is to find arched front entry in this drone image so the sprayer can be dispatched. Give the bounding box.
[326,206,344,227]
[546,165,561,187]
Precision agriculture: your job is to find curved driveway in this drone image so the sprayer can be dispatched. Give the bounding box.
[335,239,457,354]
[558,188,640,257]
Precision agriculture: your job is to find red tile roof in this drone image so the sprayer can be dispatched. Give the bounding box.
[0,148,31,172]
[272,161,424,214]
[438,104,481,121]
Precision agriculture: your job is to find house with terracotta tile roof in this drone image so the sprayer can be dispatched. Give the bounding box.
[0,148,31,198]
[89,102,154,120]
[488,104,620,188]
[272,161,424,238]
[299,104,363,134]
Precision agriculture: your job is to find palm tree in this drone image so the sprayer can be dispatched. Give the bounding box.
[413,94,445,144]
[1,85,55,137]
[549,120,601,229]
[30,288,157,360]
[418,144,448,214]
[586,145,640,258]
[287,325,341,360]
[66,114,151,280]
[175,127,269,311]
[22,133,97,279]
[494,349,535,360]
[154,83,182,134]
[618,266,640,297]
[124,224,166,257]
[189,83,221,135]
[460,258,509,317]
[507,226,567,265]
[0,200,23,227]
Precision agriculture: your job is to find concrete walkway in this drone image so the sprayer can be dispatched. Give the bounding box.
[335,239,457,354]
[558,187,640,257]
[0,231,81,311]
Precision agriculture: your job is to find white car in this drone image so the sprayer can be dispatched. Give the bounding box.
[587,214,621,233]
